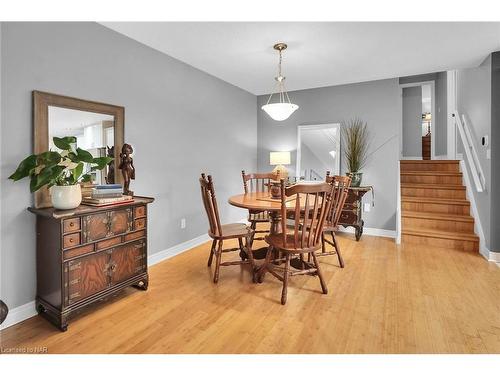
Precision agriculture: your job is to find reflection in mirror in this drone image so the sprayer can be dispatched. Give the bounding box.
[296,124,341,181]
[48,106,115,185]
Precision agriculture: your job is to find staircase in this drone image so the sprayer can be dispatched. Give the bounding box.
[400,160,479,251]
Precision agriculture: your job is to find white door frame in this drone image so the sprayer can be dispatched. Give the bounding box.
[296,123,341,180]
[399,80,436,160]
[447,70,457,159]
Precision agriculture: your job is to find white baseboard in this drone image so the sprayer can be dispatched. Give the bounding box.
[148,233,210,266]
[434,154,448,160]
[488,251,500,264]
[0,300,36,331]
[0,233,213,331]
[338,226,396,239]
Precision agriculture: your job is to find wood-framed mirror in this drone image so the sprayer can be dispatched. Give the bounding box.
[33,91,125,208]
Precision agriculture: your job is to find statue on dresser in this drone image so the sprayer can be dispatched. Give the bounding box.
[105,146,115,184]
[119,143,135,196]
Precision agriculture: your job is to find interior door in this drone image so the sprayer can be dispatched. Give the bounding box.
[109,240,146,285]
[66,251,109,305]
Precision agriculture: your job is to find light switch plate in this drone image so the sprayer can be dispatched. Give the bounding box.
[487,149,491,160]
[364,203,371,212]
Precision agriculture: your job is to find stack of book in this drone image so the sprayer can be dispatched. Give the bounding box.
[82,184,133,207]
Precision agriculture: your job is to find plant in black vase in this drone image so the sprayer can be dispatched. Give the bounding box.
[341,118,370,187]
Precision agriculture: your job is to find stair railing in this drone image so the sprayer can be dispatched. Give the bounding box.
[453,112,485,192]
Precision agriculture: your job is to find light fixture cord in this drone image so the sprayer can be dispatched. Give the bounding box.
[265,46,291,105]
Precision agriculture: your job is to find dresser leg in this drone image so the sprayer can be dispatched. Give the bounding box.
[134,275,149,291]
[59,314,69,332]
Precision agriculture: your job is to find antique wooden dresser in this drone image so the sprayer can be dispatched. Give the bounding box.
[338,187,372,241]
[28,196,154,331]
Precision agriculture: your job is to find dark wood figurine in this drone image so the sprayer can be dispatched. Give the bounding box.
[105,146,115,184]
[119,143,135,196]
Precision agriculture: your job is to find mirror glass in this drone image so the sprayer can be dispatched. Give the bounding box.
[296,124,341,181]
[48,106,115,185]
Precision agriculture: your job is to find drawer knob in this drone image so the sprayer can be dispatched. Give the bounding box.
[69,222,75,227]
[69,238,74,243]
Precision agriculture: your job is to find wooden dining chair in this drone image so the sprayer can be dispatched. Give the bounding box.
[258,179,334,305]
[199,173,256,283]
[316,172,352,267]
[241,170,278,243]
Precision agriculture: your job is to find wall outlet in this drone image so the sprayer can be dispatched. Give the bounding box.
[364,203,371,212]
[180,218,186,229]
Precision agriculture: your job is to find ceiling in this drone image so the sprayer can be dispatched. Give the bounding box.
[101,22,500,95]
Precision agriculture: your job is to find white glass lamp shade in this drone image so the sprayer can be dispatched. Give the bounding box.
[261,103,299,121]
[270,151,291,166]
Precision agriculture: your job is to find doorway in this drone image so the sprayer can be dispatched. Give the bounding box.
[400,81,435,160]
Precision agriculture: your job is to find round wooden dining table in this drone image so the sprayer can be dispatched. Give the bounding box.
[228,191,313,271]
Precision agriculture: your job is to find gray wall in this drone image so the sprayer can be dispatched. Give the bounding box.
[490,52,500,252]
[435,72,448,156]
[0,23,257,310]
[456,55,492,249]
[257,78,400,231]
[402,86,423,157]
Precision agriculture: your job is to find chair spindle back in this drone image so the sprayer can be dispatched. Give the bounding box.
[199,173,222,237]
[241,170,279,194]
[280,180,334,249]
[325,171,352,227]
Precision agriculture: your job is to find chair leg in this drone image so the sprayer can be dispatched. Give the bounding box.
[213,240,223,283]
[311,251,328,294]
[281,254,290,305]
[238,237,247,260]
[250,221,257,246]
[257,245,274,283]
[332,232,344,268]
[245,235,257,281]
[207,239,217,267]
[321,232,326,253]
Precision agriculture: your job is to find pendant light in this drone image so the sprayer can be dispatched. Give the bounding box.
[261,42,299,121]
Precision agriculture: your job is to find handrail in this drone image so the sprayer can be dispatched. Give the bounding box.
[308,168,323,181]
[453,111,485,192]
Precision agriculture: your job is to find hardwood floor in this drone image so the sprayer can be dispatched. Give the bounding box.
[2,225,500,354]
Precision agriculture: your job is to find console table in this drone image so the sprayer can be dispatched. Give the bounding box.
[28,196,154,331]
[339,186,372,241]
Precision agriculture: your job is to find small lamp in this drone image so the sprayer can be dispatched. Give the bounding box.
[270,151,291,180]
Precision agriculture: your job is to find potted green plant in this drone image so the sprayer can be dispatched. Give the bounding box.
[341,118,370,187]
[9,136,113,209]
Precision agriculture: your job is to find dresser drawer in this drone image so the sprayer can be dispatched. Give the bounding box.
[83,208,133,243]
[63,218,80,233]
[63,244,94,260]
[339,210,359,225]
[134,218,146,230]
[134,205,146,218]
[63,232,81,248]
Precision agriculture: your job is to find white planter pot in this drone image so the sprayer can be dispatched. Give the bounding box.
[50,185,82,210]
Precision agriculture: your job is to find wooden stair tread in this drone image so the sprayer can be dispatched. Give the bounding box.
[401,211,474,222]
[400,171,462,176]
[401,196,470,205]
[400,160,460,164]
[401,183,465,190]
[402,228,478,242]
